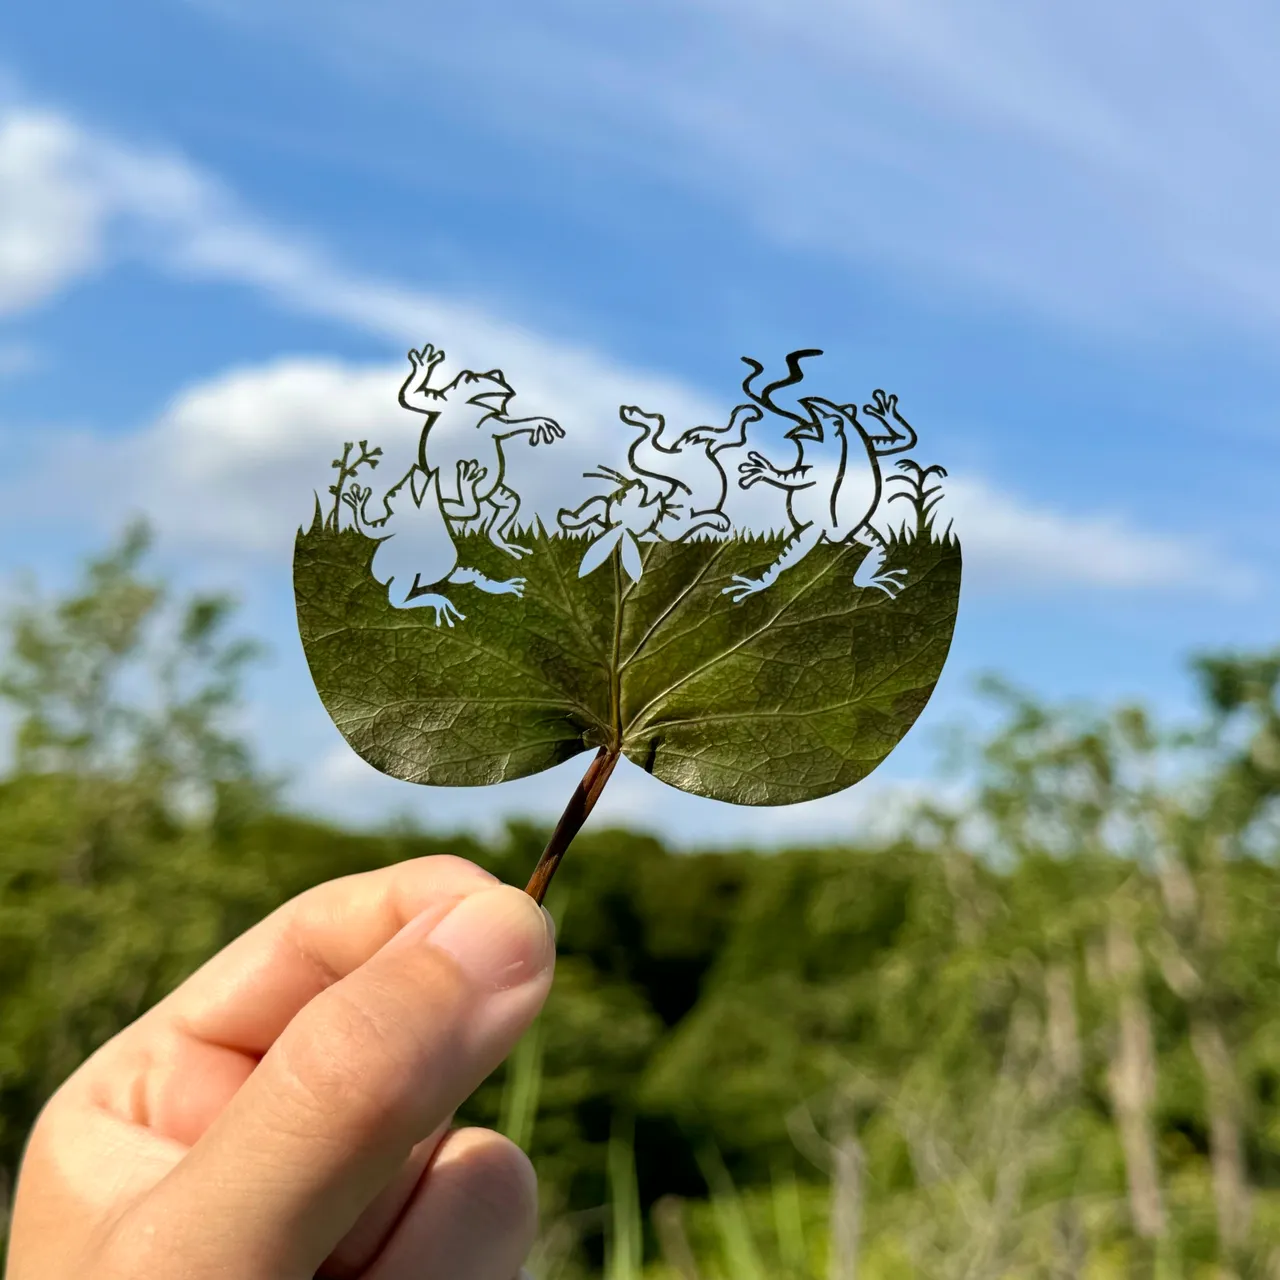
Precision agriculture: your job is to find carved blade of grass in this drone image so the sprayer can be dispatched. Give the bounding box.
[326,443,352,532]
[693,1141,770,1280]
[917,493,946,539]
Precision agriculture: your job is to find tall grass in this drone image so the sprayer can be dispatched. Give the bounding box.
[495,880,839,1280]
[494,887,1229,1278]
[492,984,1236,1280]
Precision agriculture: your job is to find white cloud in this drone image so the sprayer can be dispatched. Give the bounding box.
[17,353,1240,599]
[942,475,1255,596]
[0,99,1253,595]
[0,113,107,314]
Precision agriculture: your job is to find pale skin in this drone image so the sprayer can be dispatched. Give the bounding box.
[5,857,556,1280]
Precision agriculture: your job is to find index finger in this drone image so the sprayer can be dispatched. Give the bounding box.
[139,855,500,1059]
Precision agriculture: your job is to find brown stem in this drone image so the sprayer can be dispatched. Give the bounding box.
[523,746,620,905]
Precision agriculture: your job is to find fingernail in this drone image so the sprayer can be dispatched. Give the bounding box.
[426,886,552,991]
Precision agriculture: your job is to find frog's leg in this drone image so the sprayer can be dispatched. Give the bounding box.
[673,510,732,541]
[389,574,466,627]
[557,495,610,534]
[843,523,908,597]
[722,521,823,602]
[483,485,532,559]
[447,566,526,598]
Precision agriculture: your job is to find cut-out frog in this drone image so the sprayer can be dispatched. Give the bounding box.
[618,400,762,540]
[370,459,525,626]
[557,400,762,580]
[395,344,564,558]
[723,390,918,602]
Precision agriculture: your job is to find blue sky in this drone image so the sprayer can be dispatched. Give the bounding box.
[0,0,1276,846]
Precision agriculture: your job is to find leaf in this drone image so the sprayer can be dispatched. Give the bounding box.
[293,525,961,806]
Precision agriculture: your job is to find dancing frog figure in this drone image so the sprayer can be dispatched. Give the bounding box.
[396,344,564,558]
[723,388,918,602]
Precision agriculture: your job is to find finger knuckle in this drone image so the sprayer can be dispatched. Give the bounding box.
[273,985,411,1124]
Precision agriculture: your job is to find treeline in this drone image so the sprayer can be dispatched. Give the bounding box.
[1,525,1279,1278]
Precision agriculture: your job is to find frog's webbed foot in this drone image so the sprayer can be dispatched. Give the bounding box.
[392,588,466,626]
[722,573,768,603]
[671,510,730,542]
[449,566,526,597]
[868,567,909,597]
[853,548,909,598]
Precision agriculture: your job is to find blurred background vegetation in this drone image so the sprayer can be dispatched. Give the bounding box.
[1,525,1278,1278]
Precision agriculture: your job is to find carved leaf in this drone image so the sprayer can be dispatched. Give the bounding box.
[293,526,961,805]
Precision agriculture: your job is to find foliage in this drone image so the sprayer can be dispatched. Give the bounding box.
[0,522,280,1244]
[3,528,1280,1279]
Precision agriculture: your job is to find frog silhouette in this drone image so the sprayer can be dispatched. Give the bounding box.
[370,459,525,627]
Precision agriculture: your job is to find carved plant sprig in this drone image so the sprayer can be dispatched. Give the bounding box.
[327,440,383,532]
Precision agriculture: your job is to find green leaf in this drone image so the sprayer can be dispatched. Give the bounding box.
[293,524,961,806]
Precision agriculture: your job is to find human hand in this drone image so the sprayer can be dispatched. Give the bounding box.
[6,857,556,1280]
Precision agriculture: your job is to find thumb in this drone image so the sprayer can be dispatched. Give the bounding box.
[138,884,555,1278]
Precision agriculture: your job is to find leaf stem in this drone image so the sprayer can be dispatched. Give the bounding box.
[523,746,620,904]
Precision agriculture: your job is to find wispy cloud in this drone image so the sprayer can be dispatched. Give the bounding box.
[0,112,108,315]
[13,354,1244,599]
[0,99,1253,596]
[183,0,1280,339]
[944,475,1253,596]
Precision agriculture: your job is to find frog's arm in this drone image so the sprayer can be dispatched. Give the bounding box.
[439,462,485,521]
[862,391,918,456]
[489,414,565,445]
[492,416,539,437]
[738,449,816,492]
[398,346,447,416]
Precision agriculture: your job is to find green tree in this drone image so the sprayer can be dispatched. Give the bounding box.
[0,522,274,1242]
